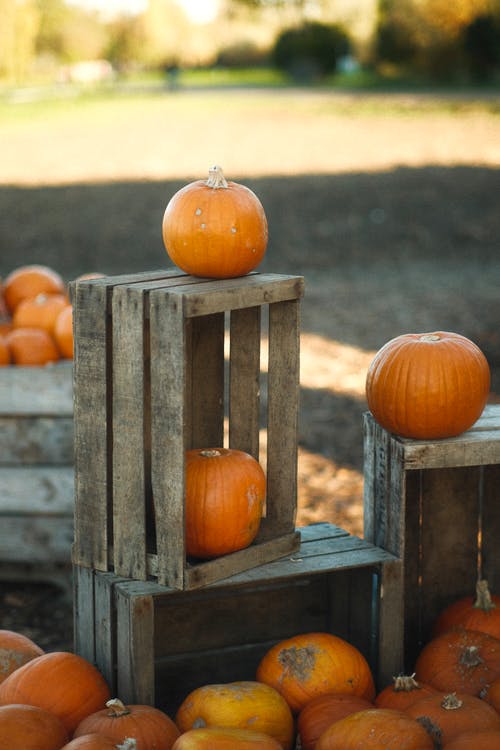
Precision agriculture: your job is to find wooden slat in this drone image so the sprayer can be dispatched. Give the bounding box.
[480,464,500,591]
[0,466,73,513]
[94,572,126,694]
[73,566,96,663]
[376,559,405,683]
[0,516,73,563]
[188,313,225,448]
[228,306,261,459]
[0,416,73,464]
[115,584,155,706]
[0,362,73,415]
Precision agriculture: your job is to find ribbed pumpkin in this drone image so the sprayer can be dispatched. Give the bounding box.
[162,165,268,279]
[73,698,180,750]
[405,692,500,746]
[0,629,44,684]
[0,651,111,733]
[481,673,500,711]
[441,729,500,749]
[414,628,500,696]
[297,692,374,750]
[374,674,439,711]
[175,680,294,750]
[171,726,283,749]
[61,737,137,750]
[314,708,434,750]
[0,703,69,750]
[256,632,376,713]
[365,331,490,439]
[433,580,500,640]
[185,448,266,559]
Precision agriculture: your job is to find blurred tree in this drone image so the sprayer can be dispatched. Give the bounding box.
[462,13,500,79]
[105,13,147,71]
[272,20,351,80]
[0,0,39,82]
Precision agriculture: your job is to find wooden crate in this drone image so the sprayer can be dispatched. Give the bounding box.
[0,362,74,583]
[74,522,403,714]
[363,404,500,670]
[72,270,304,590]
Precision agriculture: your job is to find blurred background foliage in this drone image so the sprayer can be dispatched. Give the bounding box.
[1,0,500,87]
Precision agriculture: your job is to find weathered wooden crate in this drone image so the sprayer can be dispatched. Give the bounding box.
[0,362,74,583]
[74,522,403,714]
[72,270,304,590]
[363,404,500,670]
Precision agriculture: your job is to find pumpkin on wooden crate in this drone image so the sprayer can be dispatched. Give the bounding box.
[61,737,138,750]
[3,264,66,314]
[433,579,500,640]
[171,726,283,749]
[405,691,500,746]
[314,707,434,750]
[175,680,294,750]
[256,632,376,713]
[442,729,500,749]
[162,165,268,279]
[0,628,44,684]
[414,628,500,696]
[6,326,60,365]
[0,702,69,750]
[185,448,266,558]
[12,292,69,336]
[374,674,438,711]
[297,692,374,750]
[0,651,111,734]
[73,698,180,750]
[365,331,490,439]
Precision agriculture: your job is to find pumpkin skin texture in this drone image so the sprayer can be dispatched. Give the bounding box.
[162,165,268,279]
[60,736,136,750]
[365,331,490,439]
[0,628,44,684]
[171,726,283,749]
[405,691,500,746]
[433,579,500,641]
[185,448,266,559]
[3,264,65,314]
[442,729,500,749]
[374,674,439,711]
[0,651,111,734]
[256,632,376,713]
[314,707,434,750]
[74,698,180,750]
[0,702,69,750]
[414,628,500,696]
[175,680,294,750]
[297,692,374,750]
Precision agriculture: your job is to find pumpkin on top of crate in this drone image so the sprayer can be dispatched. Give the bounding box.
[365,330,490,439]
[162,165,268,279]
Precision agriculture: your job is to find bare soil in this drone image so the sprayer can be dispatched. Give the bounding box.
[1,87,499,654]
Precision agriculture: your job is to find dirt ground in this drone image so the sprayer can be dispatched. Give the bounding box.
[1,87,500,653]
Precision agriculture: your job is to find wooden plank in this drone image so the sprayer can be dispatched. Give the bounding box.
[265,299,299,536]
[188,313,225,448]
[362,412,376,542]
[0,516,73,563]
[0,466,74,513]
[228,306,261,459]
[94,572,129,695]
[480,464,500,591]
[115,585,155,705]
[376,559,404,685]
[0,362,73,415]
[0,416,73,464]
[73,566,96,663]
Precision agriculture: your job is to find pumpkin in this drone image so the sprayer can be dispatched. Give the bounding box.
[0,336,10,365]
[374,674,439,711]
[0,702,69,750]
[175,680,294,750]
[0,650,111,733]
[54,304,74,359]
[441,729,500,749]
[0,628,44,684]
[3,264,66,314]
[256,632,376,713]
[314,707,434,750]
[74,698,180,750]
[481,673,500,711]
[162,165,268,279]
[6,326,60,365]
[297,692,374,750]
[171,726,283,749]
[185,448,266,558]
[61,737,138,750]
[433,579,500,641]
[414,628,500,696]
[405,691,500,746]
[365,331,490,439]
[12,293,69,336]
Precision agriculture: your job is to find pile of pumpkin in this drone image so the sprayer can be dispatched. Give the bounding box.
[0,264,89,366]
[4,581,500,750]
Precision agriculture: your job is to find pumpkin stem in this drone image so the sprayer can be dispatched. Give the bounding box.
[474,579,496,612]
[199,449,222,458]
[419,334,441,342]
[393,673,421,692]
[106,698,131,717]
[117,741,137,750]
[441,693,463,710]
[459,645,484,668]
[206,165,228,189]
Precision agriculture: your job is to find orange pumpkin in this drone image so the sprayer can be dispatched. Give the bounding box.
[185,448,266,558]
[54,304,74,359]
[481,673,500,711]
[162,165,268,279]
[175,680,294,750]
[297,692,374,750]
[256,632,376,713]
[12,293,69,336]
[0,629,44,684]
[0,702,69,750]
[405,691,500,746]
[6,327,60,366]
[433,580,500,641]
[374,674,439,711]
[441,729,500,749]
[314,707,434,750]
[171,726,283,749]
[74,698,180,750]
[0,336,10,365]
[365,331,490,439]
[414,628,500,696]
[61,737,137,750]
[3,264,66,314]
[0,651,111,733]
